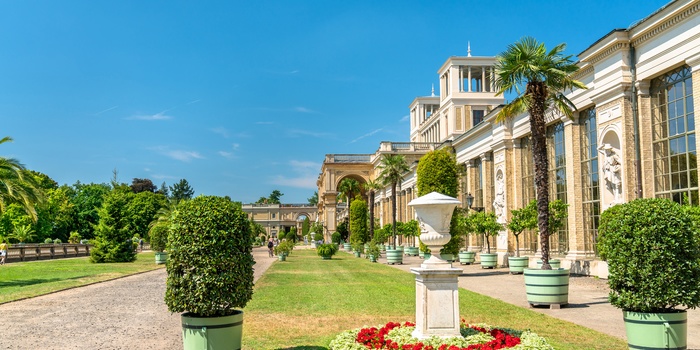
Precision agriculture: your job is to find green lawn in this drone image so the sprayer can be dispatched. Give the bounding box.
[0,252,162,304]
[243,249,626,350]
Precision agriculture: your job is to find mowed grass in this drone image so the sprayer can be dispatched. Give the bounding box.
[0,252,162,304]
[243,249,626,350]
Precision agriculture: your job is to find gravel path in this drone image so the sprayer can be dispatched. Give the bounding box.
[0,247,276,350]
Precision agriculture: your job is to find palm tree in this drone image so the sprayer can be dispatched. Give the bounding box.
[11,224,35,243]
[338,178,361,240]
[377,154,409,249]
[363,179,381,240]
[494,37,586,269]
[0,137,43,221]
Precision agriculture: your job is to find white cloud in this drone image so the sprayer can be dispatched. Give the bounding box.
[218,151,234,159]
[350,128,384,143]
[400,115,409,122]
[94,106,118,116]
[149,146,204,162]
[287,129,333,138]
[127,112,172,121]
[211,127,230,138]
[144,168,151,172]
[294,106,315,113]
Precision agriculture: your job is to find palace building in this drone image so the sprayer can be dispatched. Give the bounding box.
[316,0,700,277]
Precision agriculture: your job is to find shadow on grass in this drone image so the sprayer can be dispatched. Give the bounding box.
[0,275,90,288]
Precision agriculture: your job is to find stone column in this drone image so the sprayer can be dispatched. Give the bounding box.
[564,119,587,261]
[636,80,653,198]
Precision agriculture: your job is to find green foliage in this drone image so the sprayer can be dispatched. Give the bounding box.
[331,232,341,244]
[301,217,310,236]
[44,237,53,244]
[10,224,35,243]
[165,195,254,317]
[416,149,459,198]
[130,178,157,193]
[71,182,111,239]
[598,198,700,312]
[336,219,349,242]
[506,200,537,257]
[337,178,361,204]
[169,179,194,202]
[469,211,503,254]
[349,197,369,245]
[274,240,294,255]
[0,204,32,238]
[313,232,323,241]
[249,219,265,239]
[307,191,318,206]
[53,238,61,244]
[68,231,81,244]
[89,187,137,263]
[544,200,568,234]
[287,227,298,242]
[125,191,167,241]
[366,242,380,257]
[149,222,168,252]
[316,243,337,258]
[350,241,364,253]
[373,224,391,245]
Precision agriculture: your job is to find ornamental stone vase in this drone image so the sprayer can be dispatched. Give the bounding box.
[408,192,461,269]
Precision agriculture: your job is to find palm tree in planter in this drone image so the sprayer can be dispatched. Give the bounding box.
[598,198,700,350]
[505,200,537,274]
[470,211,503,268]
[165,196,254,350]
[494,37,584,270]
[378,154,409,264]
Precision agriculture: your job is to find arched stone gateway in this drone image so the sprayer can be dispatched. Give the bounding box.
[241,204,318,238]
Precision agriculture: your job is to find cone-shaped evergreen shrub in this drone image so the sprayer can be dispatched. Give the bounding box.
[165,196,254,317]
[90,188,137,263]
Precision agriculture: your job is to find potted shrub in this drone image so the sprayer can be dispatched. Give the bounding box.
[149,222,168,264]
[505,200,536,274]
[401,220,420,256]
[350,242,364,258]
[366,242,381,263]
[523,199,569,308]
[274,240,293,261]
[470,211,503,268]
[316,243,338,260]
[165,196,254,350]
[457,210,475,265]
[598,198,700,349]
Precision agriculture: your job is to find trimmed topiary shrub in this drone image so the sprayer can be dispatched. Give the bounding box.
[349,197,369,245]
[149,222,168,252]
[331,232,341,244]
[316,243,338,258]
[598,198,700,313]
[313,232,323,242]
[165,196,254,317]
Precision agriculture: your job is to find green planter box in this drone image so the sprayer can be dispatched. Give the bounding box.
[343,243,351,251]
[155,252,168,265]
[386,249,403,265]
[439,253,455,262]
[353,251,361,258]
[181,311,243,350]
[405,246,420,256]
[458,251,475,265]
[278,254,287,261]
[368,254,378,263]
[524,268,570,308]
[508,256,529,274]
[480,253,498,269]
[623,311,688,350]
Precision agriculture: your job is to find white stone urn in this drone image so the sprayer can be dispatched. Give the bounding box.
[408,192,461,269]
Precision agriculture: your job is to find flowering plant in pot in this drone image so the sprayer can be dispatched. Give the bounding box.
[598,198,700,350]
[164,196,254,350]
[505,200,536,274]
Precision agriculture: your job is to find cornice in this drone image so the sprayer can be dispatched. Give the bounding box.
[587,42,630,65]
[572,65,594,80]
[631,1,700,47]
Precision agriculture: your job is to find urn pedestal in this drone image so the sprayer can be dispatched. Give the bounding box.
[408,192,463,339]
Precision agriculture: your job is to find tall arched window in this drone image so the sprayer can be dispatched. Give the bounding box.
[651,65,697,204]
[547,122,568,255]
[580,108,600,256]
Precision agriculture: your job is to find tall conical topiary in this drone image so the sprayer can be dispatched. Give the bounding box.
[90,187,137,263]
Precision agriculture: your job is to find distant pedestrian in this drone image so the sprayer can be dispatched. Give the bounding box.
[139,239,144,251]
[267,238,274,257]
[0,241,7,265]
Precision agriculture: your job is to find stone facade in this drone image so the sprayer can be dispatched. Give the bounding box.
[316,0,700,277]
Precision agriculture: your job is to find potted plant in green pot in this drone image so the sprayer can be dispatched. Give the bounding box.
[401,220,420,256]
[149,222,168,265]
[457,209,475,265]
[316,243,338,260]
[165,196,254,350]
[598,198,700,350]
[350,242,364,258]
[274,240,293,261]
[366,242,381,263]
[505,200,536,274]
[471,211,502,268]
[523,199,569,308]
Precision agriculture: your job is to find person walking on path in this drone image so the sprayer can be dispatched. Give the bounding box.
[0,240,7,265]
[267,238,274,257]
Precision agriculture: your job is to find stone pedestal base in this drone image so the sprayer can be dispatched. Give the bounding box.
[411,267,463,339]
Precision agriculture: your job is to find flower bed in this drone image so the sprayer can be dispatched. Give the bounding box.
[329,320,553,350]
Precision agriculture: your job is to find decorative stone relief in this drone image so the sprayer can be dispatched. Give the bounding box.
[598,103,621,123]
[492,168,505,222]
[494,152,504,164]
[599,143,622,204]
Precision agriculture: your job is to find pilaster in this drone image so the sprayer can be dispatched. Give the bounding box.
[636,80,653,199]
[564,120,587,260]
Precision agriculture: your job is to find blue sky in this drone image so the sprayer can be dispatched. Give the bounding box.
[0,1,668,203]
